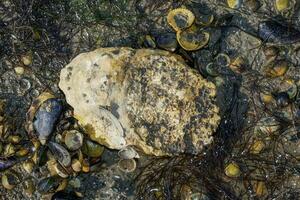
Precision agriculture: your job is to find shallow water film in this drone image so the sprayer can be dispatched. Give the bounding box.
[0,0,300,199]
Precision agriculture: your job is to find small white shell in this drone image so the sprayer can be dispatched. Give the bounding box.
[118,146,140,159]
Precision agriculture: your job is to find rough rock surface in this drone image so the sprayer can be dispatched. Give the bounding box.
[59,48,220,156]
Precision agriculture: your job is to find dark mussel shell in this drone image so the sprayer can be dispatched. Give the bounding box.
[0,157,21,172]
[258,20,300,44]
[156,32,178,52]
[275,92,290,108]
[33,98,63,144]
[48,142,71,167]
[37,176,62,194]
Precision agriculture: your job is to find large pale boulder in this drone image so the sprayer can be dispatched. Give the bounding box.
[59,48,220,156]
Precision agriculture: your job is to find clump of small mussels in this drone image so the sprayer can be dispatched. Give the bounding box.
[0,91,140,198]
[140,6,213,52]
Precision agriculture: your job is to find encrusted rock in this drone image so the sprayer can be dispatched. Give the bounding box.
[59,48,220,156]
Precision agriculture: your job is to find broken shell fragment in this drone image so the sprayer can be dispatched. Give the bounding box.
[7,135,22,144]
[2,172,19,190]
[177,27,210,51]
[255,181,268,196]
[63,130,83,151]
[23,160,35,174]
[250,140,265,154]
[260,92,274,104]
[229,56,246,73]
[81,159,90,173]
[71,159,82,172]
[118,159,137,173]
[16,147,29,157]
[167,8,195,32]
[227,0,241,9]
[21,54,32,66]
[3,143,16,157]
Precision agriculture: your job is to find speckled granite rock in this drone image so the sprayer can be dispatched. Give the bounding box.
[59,48,220,156]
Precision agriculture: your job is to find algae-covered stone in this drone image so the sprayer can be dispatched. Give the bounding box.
[59,48,220,156]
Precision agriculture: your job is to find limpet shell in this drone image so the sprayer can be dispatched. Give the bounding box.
[167,8,195,32]
[176,26,210,51]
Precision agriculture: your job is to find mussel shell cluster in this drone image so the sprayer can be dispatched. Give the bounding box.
[0,92,109,197]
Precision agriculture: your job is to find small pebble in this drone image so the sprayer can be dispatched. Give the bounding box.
[225,162,241,178]
[14,66,24,75]
[21,55,32,66]
[275,0,289,12]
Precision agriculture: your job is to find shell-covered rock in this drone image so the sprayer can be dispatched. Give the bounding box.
[59,48,220,156]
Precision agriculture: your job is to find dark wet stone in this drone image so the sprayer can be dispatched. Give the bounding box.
[51,191,81,200]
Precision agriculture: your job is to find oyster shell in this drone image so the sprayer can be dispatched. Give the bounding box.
[59,48,220,156]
